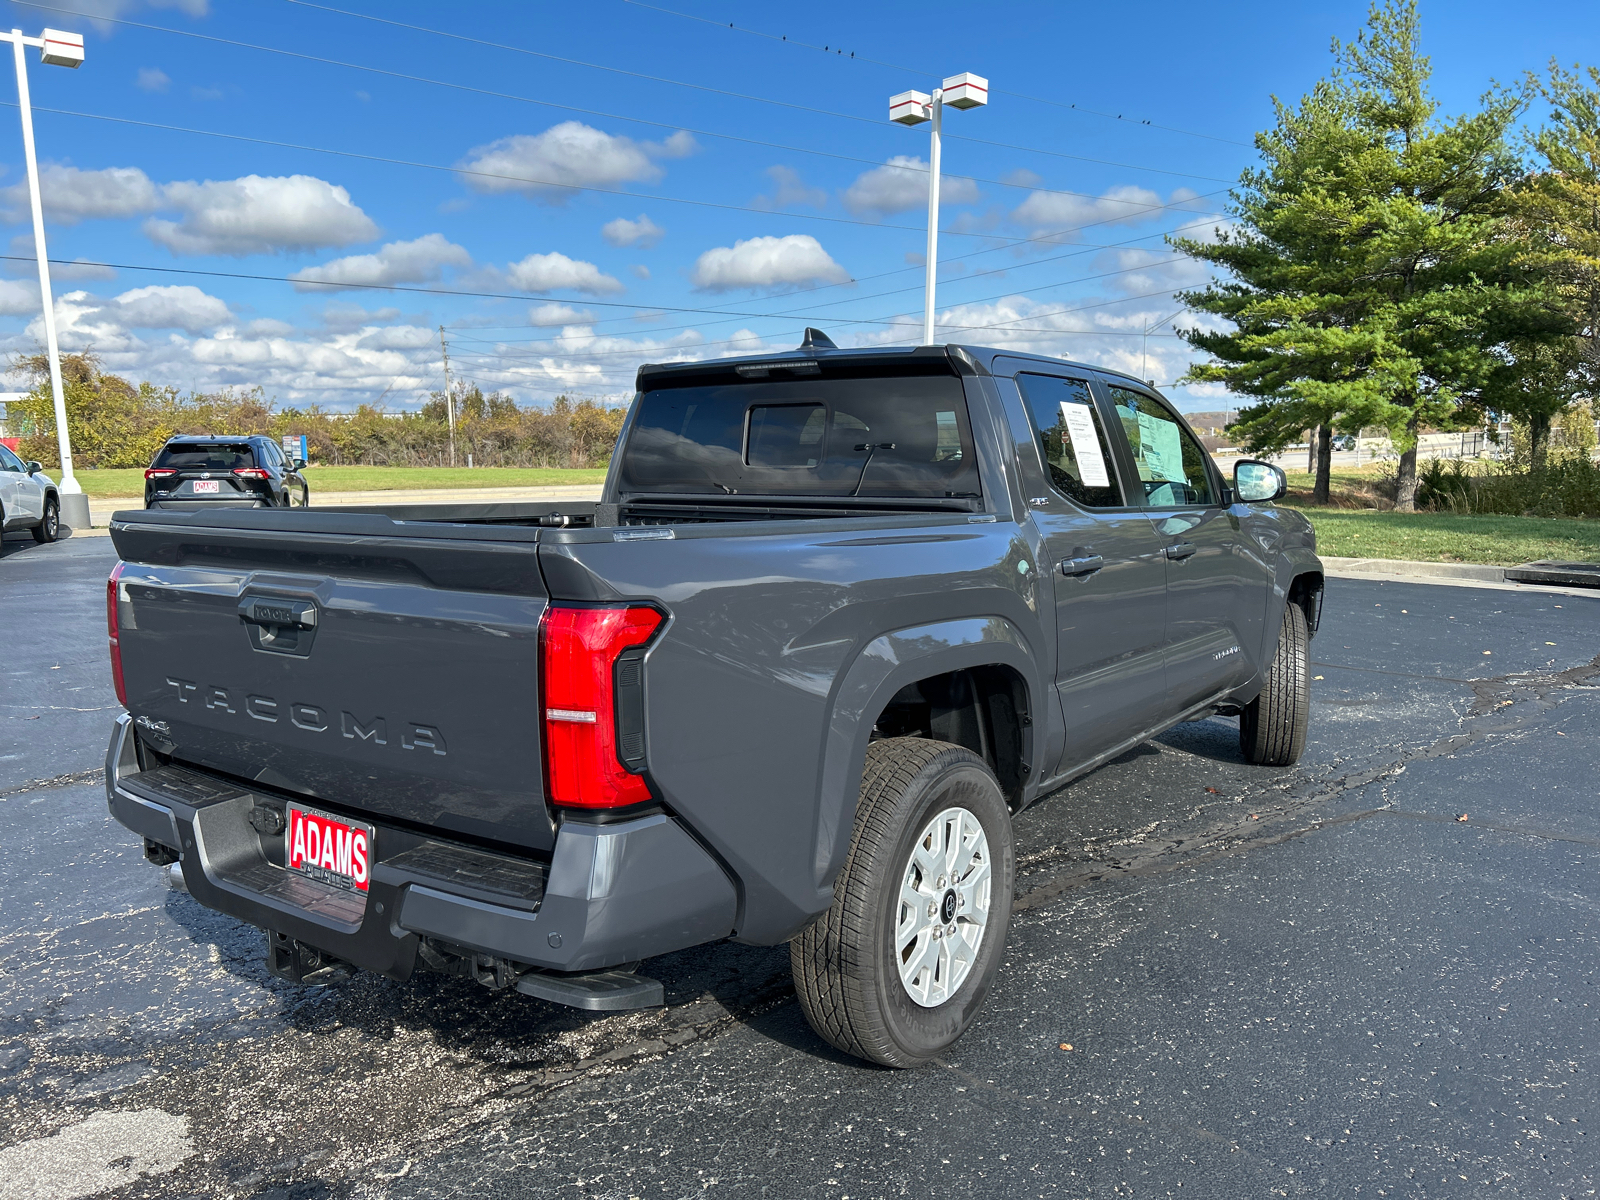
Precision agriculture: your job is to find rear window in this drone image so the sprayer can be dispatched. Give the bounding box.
[154,443,256,470]
[617,374,979,499]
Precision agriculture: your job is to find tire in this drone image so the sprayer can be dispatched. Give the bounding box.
[299,487,310,508]
[1240,600,1310,766]
[791,737,1015,1068]
[30,496,59,544]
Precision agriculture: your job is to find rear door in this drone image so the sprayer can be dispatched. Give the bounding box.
[1100,382,1269,709]
[1004,368,1171,772]
[111,512,556,851]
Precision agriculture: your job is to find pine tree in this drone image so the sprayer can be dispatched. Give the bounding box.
[1177,1,1550,511]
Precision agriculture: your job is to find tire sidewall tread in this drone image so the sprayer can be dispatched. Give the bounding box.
[792,737,1015,1068]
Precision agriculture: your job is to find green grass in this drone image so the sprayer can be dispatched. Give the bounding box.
[76,465,609,498]
[1303,510,1600,566]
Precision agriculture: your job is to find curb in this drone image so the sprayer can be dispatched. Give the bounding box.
[1321,556,1600,597]
[1320,557,1505,582]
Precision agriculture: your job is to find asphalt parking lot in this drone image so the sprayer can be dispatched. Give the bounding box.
[1,530,1596,1200]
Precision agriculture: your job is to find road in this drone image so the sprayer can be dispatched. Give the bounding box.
[1,529,1596,1200]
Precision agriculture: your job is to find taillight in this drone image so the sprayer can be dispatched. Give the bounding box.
[540,605,663,809]
[144,468,176,481]
[233,467,270,480]
[107,561,127,707]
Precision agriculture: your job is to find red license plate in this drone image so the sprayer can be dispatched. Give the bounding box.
[192,479,220,493]
[287,804,373,893]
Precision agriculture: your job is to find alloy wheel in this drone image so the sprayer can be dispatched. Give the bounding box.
[895,805,992,1007]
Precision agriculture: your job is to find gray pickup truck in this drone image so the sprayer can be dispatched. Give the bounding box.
[103,334,1322,1067]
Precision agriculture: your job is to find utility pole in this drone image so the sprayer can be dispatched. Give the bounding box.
[5,27,87,528]
[439,324,455,468]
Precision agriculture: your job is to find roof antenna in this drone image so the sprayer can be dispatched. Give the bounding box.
[800,327,837,351]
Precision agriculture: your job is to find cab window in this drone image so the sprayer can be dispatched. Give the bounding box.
[0,445,24,472]
[1106,386,1216,507]
[1014,373,1124,507]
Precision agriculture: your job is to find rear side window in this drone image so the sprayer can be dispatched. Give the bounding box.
[1106,386,1216,507]
[1015,373,1124,507]
[153,443,256,470]
[618,373,980,499]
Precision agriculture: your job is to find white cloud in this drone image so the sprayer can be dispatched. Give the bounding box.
[601,215,663,248]
[0,279,39,315]
[136,67,170,93]
[501,252,623,295]
[458,123,696,202]
[290,233,472,292]
[2,165,162,226]
[245,317,294,336]
[691,235,849,292]
[107,284,230,332]
[146,175,379,256]
[529,303,597,326]
[319,302,402,330]
[841,156,980,216]
[631,264,650,280]
[755,165,826,210]
[1095,248,1211,295]
[1011,185,1197,238]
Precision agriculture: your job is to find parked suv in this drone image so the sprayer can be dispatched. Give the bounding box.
[145,435,308,510]
[0,442,59,542]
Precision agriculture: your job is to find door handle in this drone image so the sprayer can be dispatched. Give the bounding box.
[1059,554,1105,577]
[1165,541,1197,561]
[238,597,318,631]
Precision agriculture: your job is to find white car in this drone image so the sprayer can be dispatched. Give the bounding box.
[0,443,61,543]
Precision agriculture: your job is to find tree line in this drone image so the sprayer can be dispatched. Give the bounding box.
[4,353,627,470]
[1177,0,1600,511]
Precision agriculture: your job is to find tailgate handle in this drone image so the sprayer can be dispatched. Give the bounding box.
[239,598,318,631]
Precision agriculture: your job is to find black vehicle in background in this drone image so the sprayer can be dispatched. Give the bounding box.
[144,435,308,510]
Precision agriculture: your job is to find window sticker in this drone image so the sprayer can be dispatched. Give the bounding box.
[1059,401,1110,488]
[1136,410,1186,483]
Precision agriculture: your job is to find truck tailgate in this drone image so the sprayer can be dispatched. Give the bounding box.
[109,510,555,853]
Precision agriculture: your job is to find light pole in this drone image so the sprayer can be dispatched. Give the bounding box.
[2,27,87,528]
[890,73,987,346]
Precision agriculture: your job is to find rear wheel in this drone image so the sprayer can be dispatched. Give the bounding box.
[30,496,59,543]
[1240,600,1310,765]
[791,738,1014,1068]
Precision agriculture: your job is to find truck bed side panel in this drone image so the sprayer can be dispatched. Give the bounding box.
[540,517,1044,943]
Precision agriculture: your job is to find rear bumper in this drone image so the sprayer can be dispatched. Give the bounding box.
[146,497,271,510]
[105,714,737,979]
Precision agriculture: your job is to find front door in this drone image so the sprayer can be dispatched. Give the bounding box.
[0,444,38,525]
[1010,371,1172,774]
[1102,383,1268,710]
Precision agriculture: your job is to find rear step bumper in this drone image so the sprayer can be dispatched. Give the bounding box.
[105,714,737,1003]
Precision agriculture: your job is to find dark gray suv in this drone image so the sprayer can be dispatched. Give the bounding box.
[144,435,309,510]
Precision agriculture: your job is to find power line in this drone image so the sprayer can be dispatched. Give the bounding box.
[5,96,1228,250]
[616,0,1253,148]
[445,287,1192,364]
[18,1,1232,185]
[3,94,1232,347]
[290,0,1224,199]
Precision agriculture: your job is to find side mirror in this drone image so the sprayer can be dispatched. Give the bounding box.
[25,460,42,475]
[293,457,307,470]
[1233,459,1286,503]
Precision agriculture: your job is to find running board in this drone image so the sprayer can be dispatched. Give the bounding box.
[516,968,665,1012]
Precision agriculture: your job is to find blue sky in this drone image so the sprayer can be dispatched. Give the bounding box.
[0,0,1595,413]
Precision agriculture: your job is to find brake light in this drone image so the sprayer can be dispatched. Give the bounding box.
[107,562,127,707]
[144,468,176,480]
[233,467,270,480]
[540,605,663,809]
